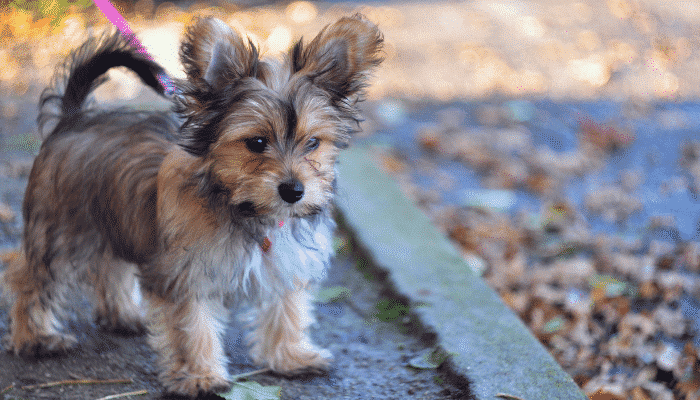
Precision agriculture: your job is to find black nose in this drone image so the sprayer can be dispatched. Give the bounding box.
[278,180,304,204]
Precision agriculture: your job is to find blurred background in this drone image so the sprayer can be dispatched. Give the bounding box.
[2,1,700,399]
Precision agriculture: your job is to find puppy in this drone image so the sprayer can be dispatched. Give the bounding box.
[3,15,382,396]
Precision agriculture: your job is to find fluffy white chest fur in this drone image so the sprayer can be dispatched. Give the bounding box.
[195,212,336,300]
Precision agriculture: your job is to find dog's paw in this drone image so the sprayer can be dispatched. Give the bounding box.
[163,373,231,398]
[299,347,333,372]
[95,313,146,336]
[261,344,333,374]
[4,333,77,358]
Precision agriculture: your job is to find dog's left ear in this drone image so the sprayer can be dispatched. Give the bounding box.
[292,15,383,101]
[180,17,259,89]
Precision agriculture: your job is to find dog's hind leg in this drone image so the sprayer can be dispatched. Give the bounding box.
[92,254,145,335]
[2,252,77,357]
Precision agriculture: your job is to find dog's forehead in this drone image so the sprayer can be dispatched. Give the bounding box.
[259,59,293,92]
[216,80,334,144]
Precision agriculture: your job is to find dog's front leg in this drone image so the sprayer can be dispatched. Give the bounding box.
[146,291,230,396]
[247,282,332,374]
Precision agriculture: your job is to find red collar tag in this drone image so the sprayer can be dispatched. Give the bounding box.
[261,237,272,253]
[260,220,284,253]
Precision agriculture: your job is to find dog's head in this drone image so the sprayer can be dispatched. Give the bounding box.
[177,15,383,220]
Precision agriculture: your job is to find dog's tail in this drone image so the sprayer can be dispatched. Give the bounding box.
[38,30,168,137]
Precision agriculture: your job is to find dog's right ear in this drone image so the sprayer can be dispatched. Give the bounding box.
[180,17,259,89]
[291,15,383,103]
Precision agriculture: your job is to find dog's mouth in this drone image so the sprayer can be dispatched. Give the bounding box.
[232,200,324,220]
[234,201,257,217]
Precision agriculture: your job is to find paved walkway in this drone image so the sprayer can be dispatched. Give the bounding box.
[336,146,587,400]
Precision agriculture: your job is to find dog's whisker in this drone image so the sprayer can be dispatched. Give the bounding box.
[304,157,320,172]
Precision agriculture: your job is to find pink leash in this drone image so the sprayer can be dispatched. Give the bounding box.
[93,0,176,96]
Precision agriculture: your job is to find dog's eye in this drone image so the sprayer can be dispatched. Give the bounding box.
[305,137,320,152]
[244,137,268,153]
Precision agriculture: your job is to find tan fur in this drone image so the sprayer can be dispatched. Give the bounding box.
[92,257,145,334]
[4,252,76,356]
[146,293,230,395]
[3,15,382,398]
[247,282,331,372]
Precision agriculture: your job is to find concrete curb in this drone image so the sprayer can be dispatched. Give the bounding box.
[335,146,587,400]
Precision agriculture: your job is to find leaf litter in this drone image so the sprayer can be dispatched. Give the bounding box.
[377,101,700,399]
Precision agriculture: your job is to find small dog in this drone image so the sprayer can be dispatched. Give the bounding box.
[3,15,382,396]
